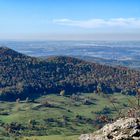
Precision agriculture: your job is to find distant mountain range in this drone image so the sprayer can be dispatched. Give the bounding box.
[0,47,140,100]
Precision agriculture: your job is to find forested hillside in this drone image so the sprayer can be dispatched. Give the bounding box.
[0,47,140,100]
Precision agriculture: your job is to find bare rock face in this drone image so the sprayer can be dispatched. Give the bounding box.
[79,117,140,140]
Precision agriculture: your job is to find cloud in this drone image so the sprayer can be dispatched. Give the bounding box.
[53,18,140,29]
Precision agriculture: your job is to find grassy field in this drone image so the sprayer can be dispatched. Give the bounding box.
[23,135,78,140]
[0,93,136,139]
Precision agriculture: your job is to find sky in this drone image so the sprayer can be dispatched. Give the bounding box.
[0,0,140,40]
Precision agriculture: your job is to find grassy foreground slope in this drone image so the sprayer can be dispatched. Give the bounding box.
[0,93,136,139]
[23,135,78,140]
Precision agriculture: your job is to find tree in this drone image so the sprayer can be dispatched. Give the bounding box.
[137,88,140,107]
[60,90,65,96]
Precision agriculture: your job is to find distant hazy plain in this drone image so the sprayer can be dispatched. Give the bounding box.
[0,41,140,61]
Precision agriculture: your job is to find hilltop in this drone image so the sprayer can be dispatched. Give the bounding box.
[0,47,140,100]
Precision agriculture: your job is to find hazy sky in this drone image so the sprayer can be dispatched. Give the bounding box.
[0,0,140,40]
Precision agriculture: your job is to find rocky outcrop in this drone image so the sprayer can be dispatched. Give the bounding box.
[79,117,140,140]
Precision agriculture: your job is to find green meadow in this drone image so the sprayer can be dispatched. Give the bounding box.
[0,93,136,140]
